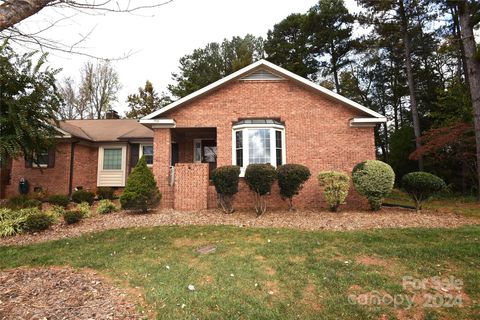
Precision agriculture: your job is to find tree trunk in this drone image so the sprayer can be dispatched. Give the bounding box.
[0,0,53,31]
[398,0,424,171]
[458,1,480,200]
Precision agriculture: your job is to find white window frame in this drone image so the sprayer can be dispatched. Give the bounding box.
[97,145,127,187]
[33,150,49,168]
[139,143,154,167]
[232,123,286,176]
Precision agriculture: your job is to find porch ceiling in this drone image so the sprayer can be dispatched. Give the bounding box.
[171,127,216,141]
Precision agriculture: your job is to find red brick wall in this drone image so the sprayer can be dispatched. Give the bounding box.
[174,163,209,210]
[71,144,97,192]
[153,129,174,208]
[154,79,376,210]
[6,142,99,197]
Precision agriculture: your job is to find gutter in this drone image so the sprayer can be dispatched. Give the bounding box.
[68,141,78,197]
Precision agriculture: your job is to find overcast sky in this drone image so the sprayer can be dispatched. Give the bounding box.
[15,0,364,115]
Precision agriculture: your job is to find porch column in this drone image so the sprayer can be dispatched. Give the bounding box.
[153,128,174,208]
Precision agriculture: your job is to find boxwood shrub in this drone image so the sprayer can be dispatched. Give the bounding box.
[352,160,395,211]
[244,164,277,216]
[24,211,54,232]
[277,164,311,210]
[211,165,240,214]
[72,189,95,205]
[96,187,115,200]
[47,194,70,208]
[317,171,350,212]
[401,172,446,212]
[63,210,84,224]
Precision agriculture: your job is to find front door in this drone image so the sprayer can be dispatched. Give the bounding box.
[201,140,217,177]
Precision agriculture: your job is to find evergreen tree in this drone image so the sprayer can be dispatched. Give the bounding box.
[125,81,171,119]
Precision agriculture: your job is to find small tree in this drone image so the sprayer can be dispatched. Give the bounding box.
[244,164,277,216]
[277,164,311,210]
[401,172,446,213]
[352,160,395,211]
[211,166,241,214]
[120,157,161,213]
[317,171,350,212]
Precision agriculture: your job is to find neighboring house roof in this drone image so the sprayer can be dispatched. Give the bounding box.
[58,119,153,142]
[141,59,387,122]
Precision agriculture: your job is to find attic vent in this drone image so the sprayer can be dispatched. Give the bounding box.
[240,69,284,81]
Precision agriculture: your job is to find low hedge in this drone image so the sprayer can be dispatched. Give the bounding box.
[63,210,84,224]
[96,187,115,200]
[24,211,54,232]
[72,190,95,205]
[47,194,70,208]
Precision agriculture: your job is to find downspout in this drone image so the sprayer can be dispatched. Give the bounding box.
[68,141,78,197]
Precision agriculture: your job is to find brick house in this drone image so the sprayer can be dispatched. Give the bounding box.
[1,60,386,210]
[139,60,386,210]
[1,119,154,198]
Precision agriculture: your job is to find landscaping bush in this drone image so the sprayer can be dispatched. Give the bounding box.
[63,210,84,224]
[5,195,41,210]
[244,164,277,216]
[352,160,395,211]
[76,202,91,217]
[96,199,118,214]
[0,208,30,237]
[96,187,115,200]
[47,194,70,208]
[24,211,54,232]
[211,165,240,214]
[277,164,311,211]
[72,190,95,205]
[317,171,350,212]
[120,157,161,213]
[401,172,446,213]
[46,205,65,220]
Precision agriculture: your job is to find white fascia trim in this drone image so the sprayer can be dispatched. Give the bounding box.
[350,117,387,127]
[139,119,176,128]
[232,123,285,130]
[142,59,385,120]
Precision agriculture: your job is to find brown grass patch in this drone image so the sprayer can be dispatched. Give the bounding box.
[301,281,322,311]
[356,255,389,267]
[264,266,276,276]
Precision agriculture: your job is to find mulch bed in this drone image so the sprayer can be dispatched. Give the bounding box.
[0,207,478,247]
[0,267,147,320]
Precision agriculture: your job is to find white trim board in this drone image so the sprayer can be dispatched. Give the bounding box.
[141,60,386,121]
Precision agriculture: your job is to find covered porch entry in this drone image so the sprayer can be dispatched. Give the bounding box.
[153,127,218,211]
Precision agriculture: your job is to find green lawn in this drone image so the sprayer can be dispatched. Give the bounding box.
[385,189,480,219]
[0,225,479,319]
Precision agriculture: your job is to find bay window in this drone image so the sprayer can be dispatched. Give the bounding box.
[232,120,285,174]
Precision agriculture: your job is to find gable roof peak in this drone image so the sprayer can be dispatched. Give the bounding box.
[141,59,385,121]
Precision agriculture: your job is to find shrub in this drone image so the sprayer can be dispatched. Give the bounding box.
[0,208,30,237]
[47,194,70,208]
[5,195,42,210]
[96,199,118,214]
[63,210,83,224]
[120,157,161,213]
[96,187,115,200]
[46,205,66,220]
[352,160,395,211]
[244,164,277,216]
[317,171,350,212]
[24,211,54,232]
[211,165,240,214]
[72,189,95,205]
[76,202,91,217]
[277,164,311,210]
[401,172,446,213]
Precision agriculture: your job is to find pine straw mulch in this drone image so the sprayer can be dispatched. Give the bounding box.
[0,207,478,247]
[0,266,150,320]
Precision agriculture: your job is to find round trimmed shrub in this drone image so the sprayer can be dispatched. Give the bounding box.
[352,160,395,211]
[317,171,350,212]
[211,165,240,214]
[96,187,115,200]
[48,194,70,208]
[24,211,54,232]
[120,157,161,213]
[277,164,311,210]
[401,172,446,212]
[72,189,95,205]
[244,164,277,216]
[63,210,83,224]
